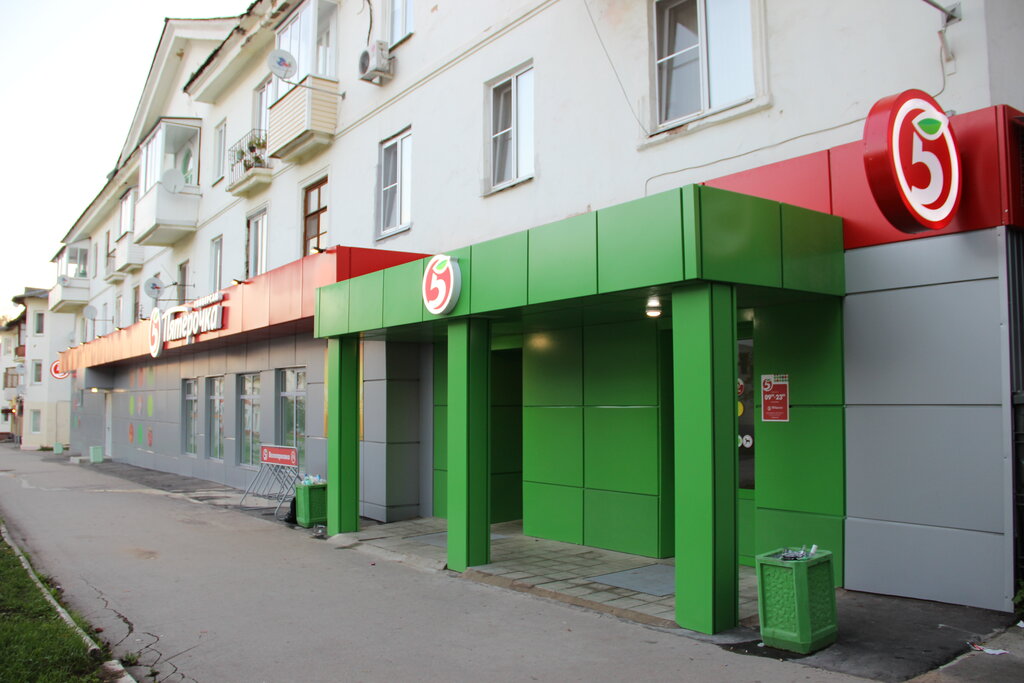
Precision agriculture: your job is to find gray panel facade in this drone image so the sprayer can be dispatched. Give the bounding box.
[843,228,1013,612]
[68,332,329,492]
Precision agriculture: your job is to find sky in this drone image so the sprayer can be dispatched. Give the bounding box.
[0,0,246,319]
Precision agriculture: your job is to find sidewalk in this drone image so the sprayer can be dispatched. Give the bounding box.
[54,454,1024,682]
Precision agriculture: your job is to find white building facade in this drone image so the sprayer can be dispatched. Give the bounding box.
[54,0,1024,623]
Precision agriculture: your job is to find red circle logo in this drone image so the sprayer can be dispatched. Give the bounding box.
[864,90,961,233]
[148,307,163,358]
[422,255,461,315]
[49,360,70,380]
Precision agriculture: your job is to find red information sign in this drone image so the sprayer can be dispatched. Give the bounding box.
[260,445,298,467]
[761,374,789,423]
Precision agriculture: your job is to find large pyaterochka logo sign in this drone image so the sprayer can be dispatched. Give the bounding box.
[149,292,225,358]
[422,255,461,315]
[864,89,962,233]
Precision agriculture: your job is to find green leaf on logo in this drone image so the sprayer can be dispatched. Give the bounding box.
[434,257,449,273]
[916,117,942,136]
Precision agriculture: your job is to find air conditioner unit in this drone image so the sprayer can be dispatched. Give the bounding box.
[358,40,393,83]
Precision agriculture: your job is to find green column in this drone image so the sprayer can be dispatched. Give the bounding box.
[327,336,360,535]
[447,318,491,571]
[672,283,738,634]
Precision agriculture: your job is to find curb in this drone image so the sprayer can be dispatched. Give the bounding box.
[0,521,136,683]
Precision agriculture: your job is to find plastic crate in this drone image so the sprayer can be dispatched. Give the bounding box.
[756,548,837,654]
[295,483,328,528]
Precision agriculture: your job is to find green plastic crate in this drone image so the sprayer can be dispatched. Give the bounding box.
[295,483,328,528]
[756,548,837,654]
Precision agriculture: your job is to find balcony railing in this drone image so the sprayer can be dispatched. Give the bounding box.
[103,254,125,283]
[113,234,144,273]
[227,129,273,197]
[14,345,24,359]
[49,276,90,313]
[268,75,339,163]
[134,182,201,247]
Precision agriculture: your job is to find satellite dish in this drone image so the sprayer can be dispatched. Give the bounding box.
[57,275,71,286]
[143,277,164,299]
[268,49,297,80]
[82,305,98,321]
[161,168,186,194]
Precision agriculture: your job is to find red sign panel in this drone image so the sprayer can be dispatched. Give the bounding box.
[761,374,789,423]
[864,89,962,233]
[260,445,298,467]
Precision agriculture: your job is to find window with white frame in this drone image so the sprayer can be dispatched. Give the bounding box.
[118,189,136,238]
[379,130,411,235]
[208,376,224,460]
[33,312,44,335]
[279,368,306,469]
[276,0,337,91]
[177,261,190,305]
[210,236,223,291]
[114,295,123,328]
[183,379,198,455]
[239,373,261,466]
[31,360,42,384]
[388,0,414,45]
[58,246,89,279]
[246,210,267,279]
[254,77,274,133]
[30,409,41,434]
[654,0,754,126]
[213,121,227,181]
[131,285,141,324]
[490,66,534,190]
[140,121,200,192]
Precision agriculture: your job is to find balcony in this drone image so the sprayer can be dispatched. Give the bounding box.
[103,255,125,283]
[227,129,273,197]
[14,345,24,360]
[113,235,144,273]
[267,75,339,164]
[49,276,90,313]
[134,182,201,246]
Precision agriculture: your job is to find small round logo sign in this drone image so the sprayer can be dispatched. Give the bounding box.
[148,307,163,358]
[422,255,461,315]
[49,359,69,380]
[864,89,961,233]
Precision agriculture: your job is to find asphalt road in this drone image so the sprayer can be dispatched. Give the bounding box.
[0,447,865,683]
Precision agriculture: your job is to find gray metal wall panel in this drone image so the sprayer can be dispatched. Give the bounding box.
[267,336,296,369]
[305,436,327,477]
[305,381,325,439]
[847,405,1005,532]
[297,337,326,384]
[246,340,269,372]
[845,229,1000,294]
[362,380,387,443]
[844,279,1003,405]
[362,340,387,381]
[846,517,1009,611]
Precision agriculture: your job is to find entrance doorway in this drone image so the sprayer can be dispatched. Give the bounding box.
[737,331,755,565]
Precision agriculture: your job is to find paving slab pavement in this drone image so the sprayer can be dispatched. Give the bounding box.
[2,447,1020,682]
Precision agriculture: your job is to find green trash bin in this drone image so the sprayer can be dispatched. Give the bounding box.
[88,446,104,464]
[756,547,837,654]
[53,443,64,455]
[294,483,328,528]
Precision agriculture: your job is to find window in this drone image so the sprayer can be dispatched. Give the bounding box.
[654,0,754,125]
[2,337,10,356]
[101,303,108,336]
[131,286,141,324]
[246,211,267,278]
[79,318,87,344]
[33,312,44,335]
[140,121,200,192]
[276,0,337,91]
[92,244,99,281]
[303,178,328,255]
[254,77,274,133]
[379,131,411,235]
[58,246,89,279]
[114,295,123,329]
[3,368,17,389]
[31,360,42,384]
[490,66,534,189]
[177,261,189,305]
[239,374,261,466]
[183,379,198,455]
[118,189,136,238]
[105,232,114,278]
[208,376,224,460]
[30,410,41,434]
[279,368,306,469]
[388,0,414,45]
[210,236,223,291]
[213,121,227,181]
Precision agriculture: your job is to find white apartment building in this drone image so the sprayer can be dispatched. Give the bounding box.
[54,0,1024,629]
